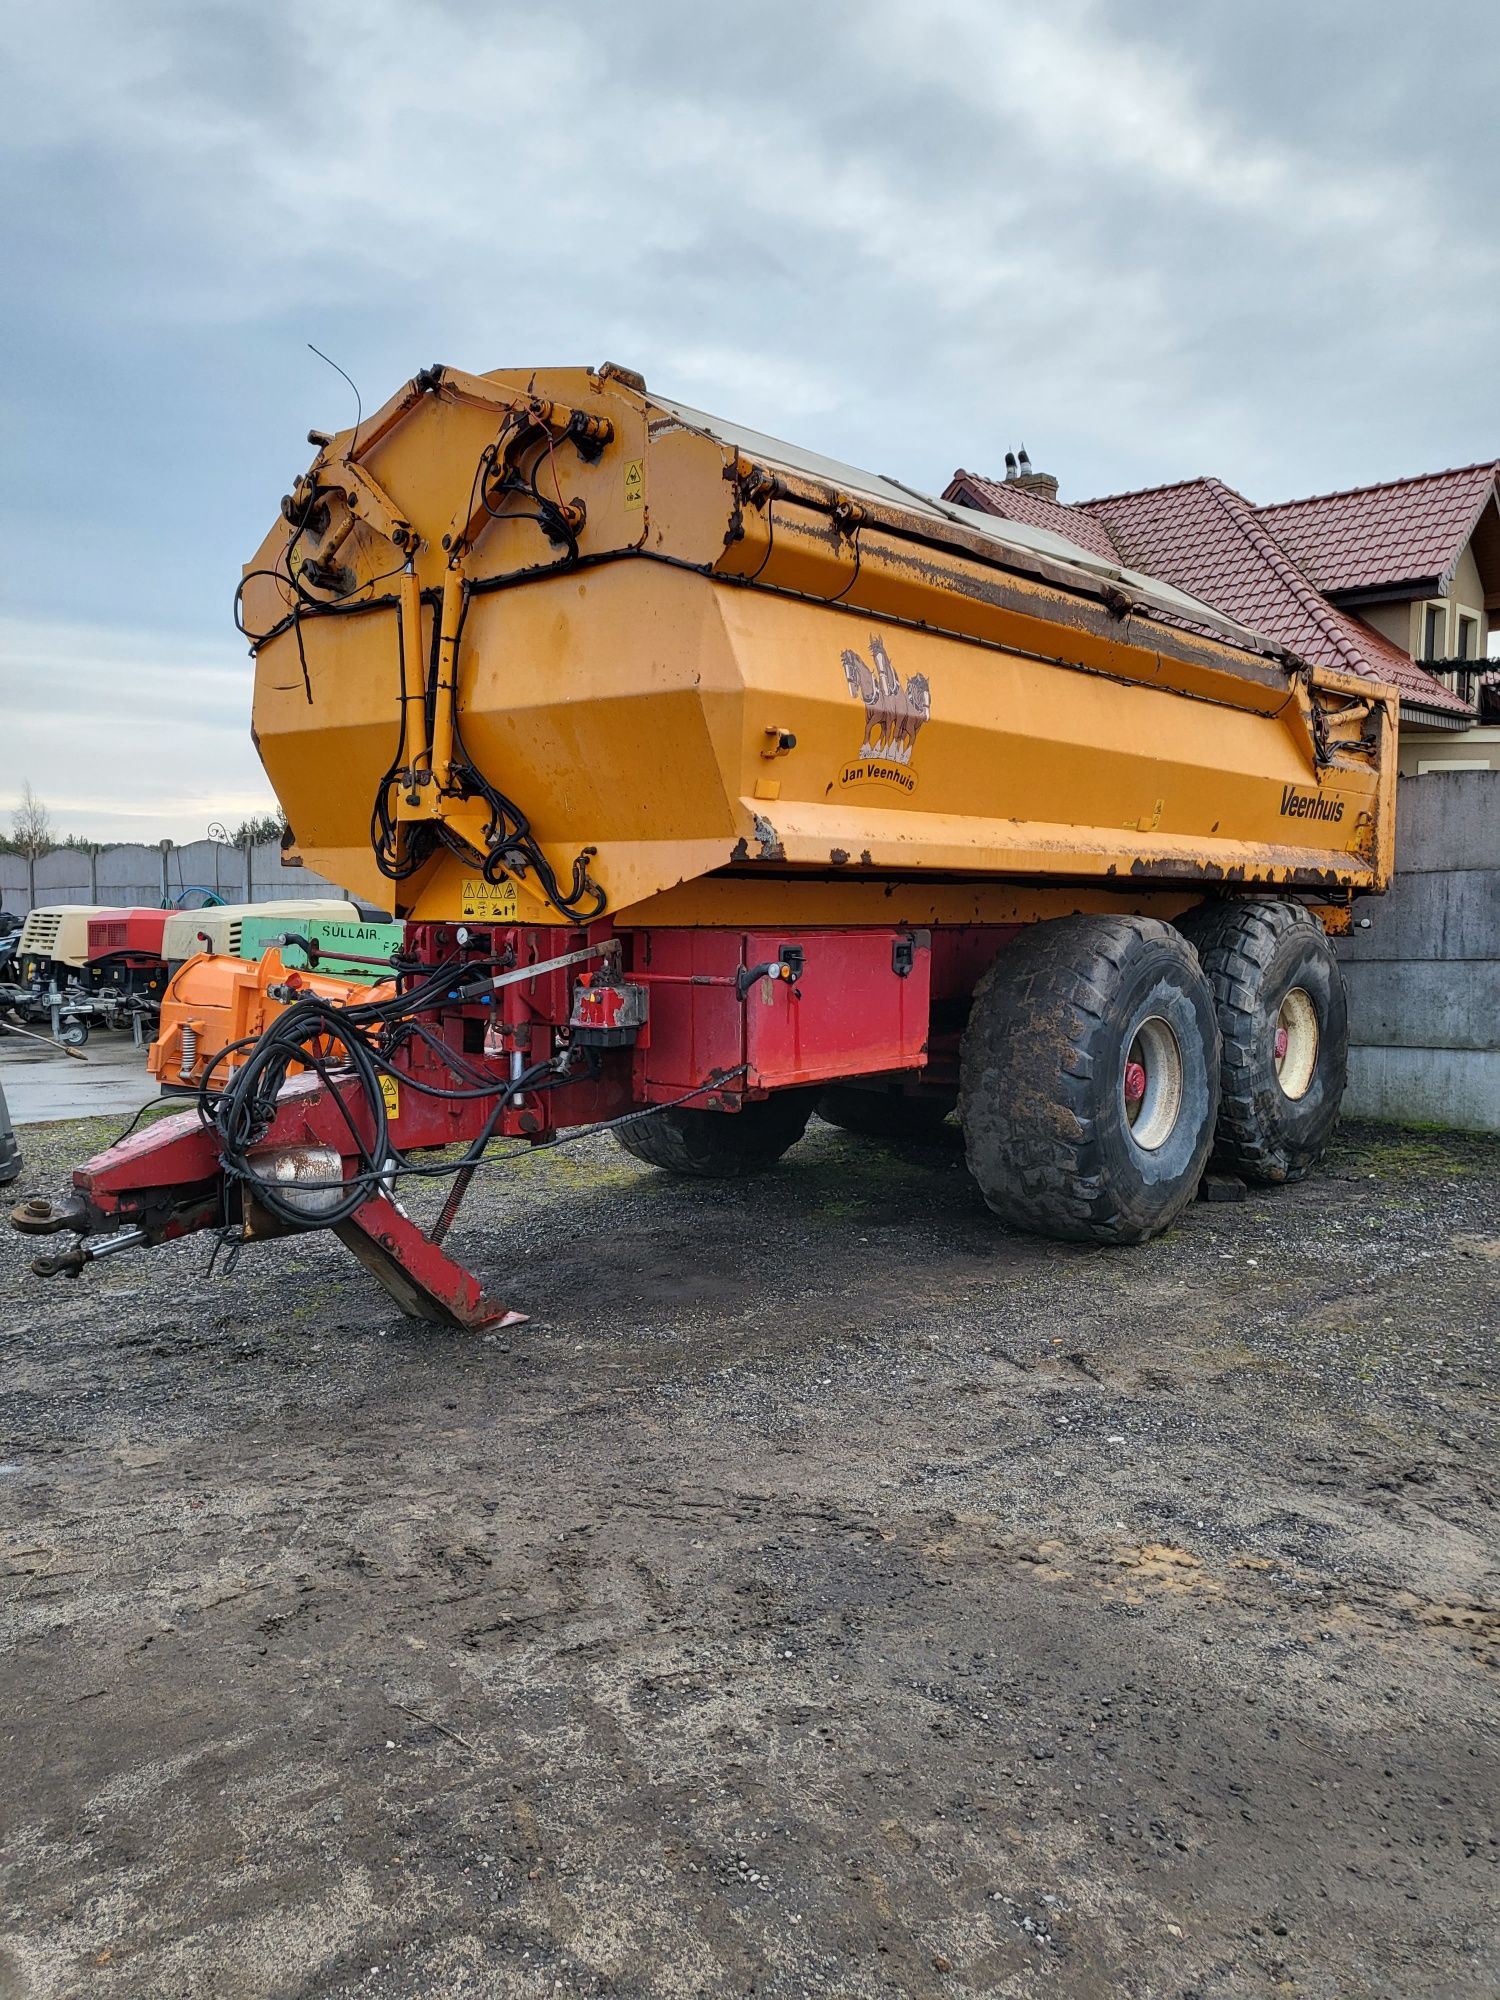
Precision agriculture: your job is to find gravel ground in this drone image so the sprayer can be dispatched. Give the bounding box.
[1,1111,1496,1999]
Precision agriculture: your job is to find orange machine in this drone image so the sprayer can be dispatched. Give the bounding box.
[149,949,394,1091]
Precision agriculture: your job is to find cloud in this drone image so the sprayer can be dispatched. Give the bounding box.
[0,617,275,843]
[1,0,1496,828]
[875,0,1398,228]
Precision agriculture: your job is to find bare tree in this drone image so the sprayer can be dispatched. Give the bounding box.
[11,782,53,859]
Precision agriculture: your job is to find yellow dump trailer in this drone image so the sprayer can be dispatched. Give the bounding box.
[14,364,1396,1326]
[242,364,1391,933]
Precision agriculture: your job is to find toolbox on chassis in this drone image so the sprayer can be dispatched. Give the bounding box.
[11,362,1394,1326]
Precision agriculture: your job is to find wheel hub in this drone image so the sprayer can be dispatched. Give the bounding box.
[1123,1016,1184,1151]
[1274,987,1319,1100]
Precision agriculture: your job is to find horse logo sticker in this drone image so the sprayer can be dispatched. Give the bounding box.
[840,635,931,793]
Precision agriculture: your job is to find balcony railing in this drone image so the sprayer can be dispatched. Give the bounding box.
[1420,659,1499,710]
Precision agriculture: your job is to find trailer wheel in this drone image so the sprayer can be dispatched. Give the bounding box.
[614,1090,816,1178]
[819,1081,957,1142]
[960,915,1219,1244]
[1177,900,1347,1184]
[58,1018,89,1048]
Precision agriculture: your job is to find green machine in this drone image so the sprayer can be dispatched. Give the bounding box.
[237,914,405,984]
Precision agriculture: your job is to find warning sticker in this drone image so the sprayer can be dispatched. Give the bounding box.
[623,458,644,510]
[379,1074,401,1119]
[460,877,520,923]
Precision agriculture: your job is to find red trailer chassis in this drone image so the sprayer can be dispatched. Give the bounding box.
[12,918,988,1328]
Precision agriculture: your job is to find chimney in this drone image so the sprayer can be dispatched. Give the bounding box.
[1010,444,1059,502]
[1003,450,1018,482]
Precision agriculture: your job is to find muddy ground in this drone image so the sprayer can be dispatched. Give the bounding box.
[1,1109,1496,1999]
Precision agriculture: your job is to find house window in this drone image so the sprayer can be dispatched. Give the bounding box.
[1422,603,1446,660]
[1455,612,1479,660]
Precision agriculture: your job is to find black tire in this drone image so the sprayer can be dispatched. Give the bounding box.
[1177,899,1347,1184]
[58,1018,89,1048]
[819,1081,957,1141]
[0,1082,20,1187]
[613,1090,816,1178]
[959,914,1220,1245]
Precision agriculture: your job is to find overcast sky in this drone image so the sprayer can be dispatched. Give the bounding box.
[3,0,1497,841]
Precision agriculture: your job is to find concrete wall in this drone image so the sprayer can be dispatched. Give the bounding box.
[1337,769,1500,1132]
[0,841,356,918]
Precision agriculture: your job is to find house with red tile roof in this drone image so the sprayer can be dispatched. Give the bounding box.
[945,457,1500,773]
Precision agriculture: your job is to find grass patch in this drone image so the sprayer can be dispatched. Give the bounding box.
[1345,1135,1474,1178]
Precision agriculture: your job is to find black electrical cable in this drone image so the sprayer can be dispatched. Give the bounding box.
[332,1059,750,1188]
[197,1034,266,1102]
[370,590,430,881]
[381,1017,514,1096]
[525,446,580,563]
[396,570,604,921]
[203,998,386,1227]
[193,954,482,1112]
[307,343,363,458]
[234,567,298,640]
[198,974,541,1229]
[185,921,731,1225]
[206,1014,563,1225]
[105,1096,179,1148]
[291,606,313,701]
[365,1037,540,1106]
[204,1034,749,1215]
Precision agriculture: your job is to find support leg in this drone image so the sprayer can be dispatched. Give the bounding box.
[332,1192,526,1331]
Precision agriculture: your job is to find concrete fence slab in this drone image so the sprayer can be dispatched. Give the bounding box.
[1393,769,1500,872]
[1345,1047,1500,1134]
[1337,868,1500,963]
[0,841,352,915]
[1340,766,1499,1132]
[1343,960,1497,1053]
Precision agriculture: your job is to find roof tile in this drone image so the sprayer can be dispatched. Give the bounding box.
[945,470,1120,562]
[1081,478,1470,714]
[1259,462,1500,594]
[948,459,1476,717]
